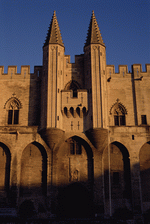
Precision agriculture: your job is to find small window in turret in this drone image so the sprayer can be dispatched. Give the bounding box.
[73,89,77,98]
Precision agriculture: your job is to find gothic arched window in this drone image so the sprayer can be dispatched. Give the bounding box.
[110,102,127,126]
[8,101,19,124]
[64,80,81,98]
[4,98,22,125]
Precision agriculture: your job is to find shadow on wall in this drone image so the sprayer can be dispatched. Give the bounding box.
[0,140,150,220]
[28,68,42,126]
[0,164,150,220]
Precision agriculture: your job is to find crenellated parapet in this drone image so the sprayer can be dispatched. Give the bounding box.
[0,65,42,79]
[132,64,150,79]
[106,64,150,81]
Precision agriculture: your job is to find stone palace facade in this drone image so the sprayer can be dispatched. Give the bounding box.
[0,11,150,219]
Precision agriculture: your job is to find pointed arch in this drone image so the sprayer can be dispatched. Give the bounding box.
[64,80,81,98]
[20,141,47,197]
[110,101,127,126]
[55,135,93,185]
[139,141,150,208]
[55,136,94,217]
[0,142,11,195]
[4,97,22,125]
[64,80,81,90]
[103,141,132,213]
[4,97,22,110]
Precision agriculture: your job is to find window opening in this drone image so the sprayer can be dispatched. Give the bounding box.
[64,107,67,116]
[114,115,125,126]
[8,101,19,124]
[71,121,73,130]
[76,107,80,117]
[70,142,75,155]
[113,103,126,126]
[70,140,82,155]
[70,107,74,116]
[73,89,77,98]
[141,115,147,125]
[76,144,82,155]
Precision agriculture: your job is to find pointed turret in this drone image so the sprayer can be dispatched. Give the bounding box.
[84,11,105,48]
[43,11,64,47]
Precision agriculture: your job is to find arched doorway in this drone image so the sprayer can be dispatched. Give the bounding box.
[0,142,11,202]
[20,142,47,197]
[139,141,150,213]
[55,136,93,217]
[103,142,132,215]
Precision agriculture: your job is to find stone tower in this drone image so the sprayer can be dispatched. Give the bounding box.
[40,11,65,149]
[84,11,108,129]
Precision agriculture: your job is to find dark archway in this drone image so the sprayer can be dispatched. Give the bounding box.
[20,141,47,197]
[57,182,94,218]
[103,141,132,214]
[139,142,150,206]
[55,136,94,218]
[0,142,11,197]
[112,142,132,200]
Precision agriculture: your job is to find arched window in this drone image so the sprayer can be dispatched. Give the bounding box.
[69,139,82,155]
[76,107,80,117]
[5,98,22,125]
[8,101,19,124]
[70,107,74,116]
[110,102,127,126]
[64,107,68,116]
[64,80,81,98]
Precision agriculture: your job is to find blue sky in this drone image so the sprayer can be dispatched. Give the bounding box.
[0,0,150,73]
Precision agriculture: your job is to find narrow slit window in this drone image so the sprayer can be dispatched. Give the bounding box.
[141,115,147,125]
[76,144,82,155]
[70,142,75,155]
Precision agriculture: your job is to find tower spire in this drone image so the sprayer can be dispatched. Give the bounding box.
[43,11,64,47]
[84,11,105,48]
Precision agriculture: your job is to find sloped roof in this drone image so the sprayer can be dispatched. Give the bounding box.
[84,11,105,48]
[43,11,64,47]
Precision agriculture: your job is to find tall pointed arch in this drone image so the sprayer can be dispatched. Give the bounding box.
[20,142,47,197]
[0,142,11,196]
[139,141,150,212]
[55,136,94,218]
[103,141,132,215]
